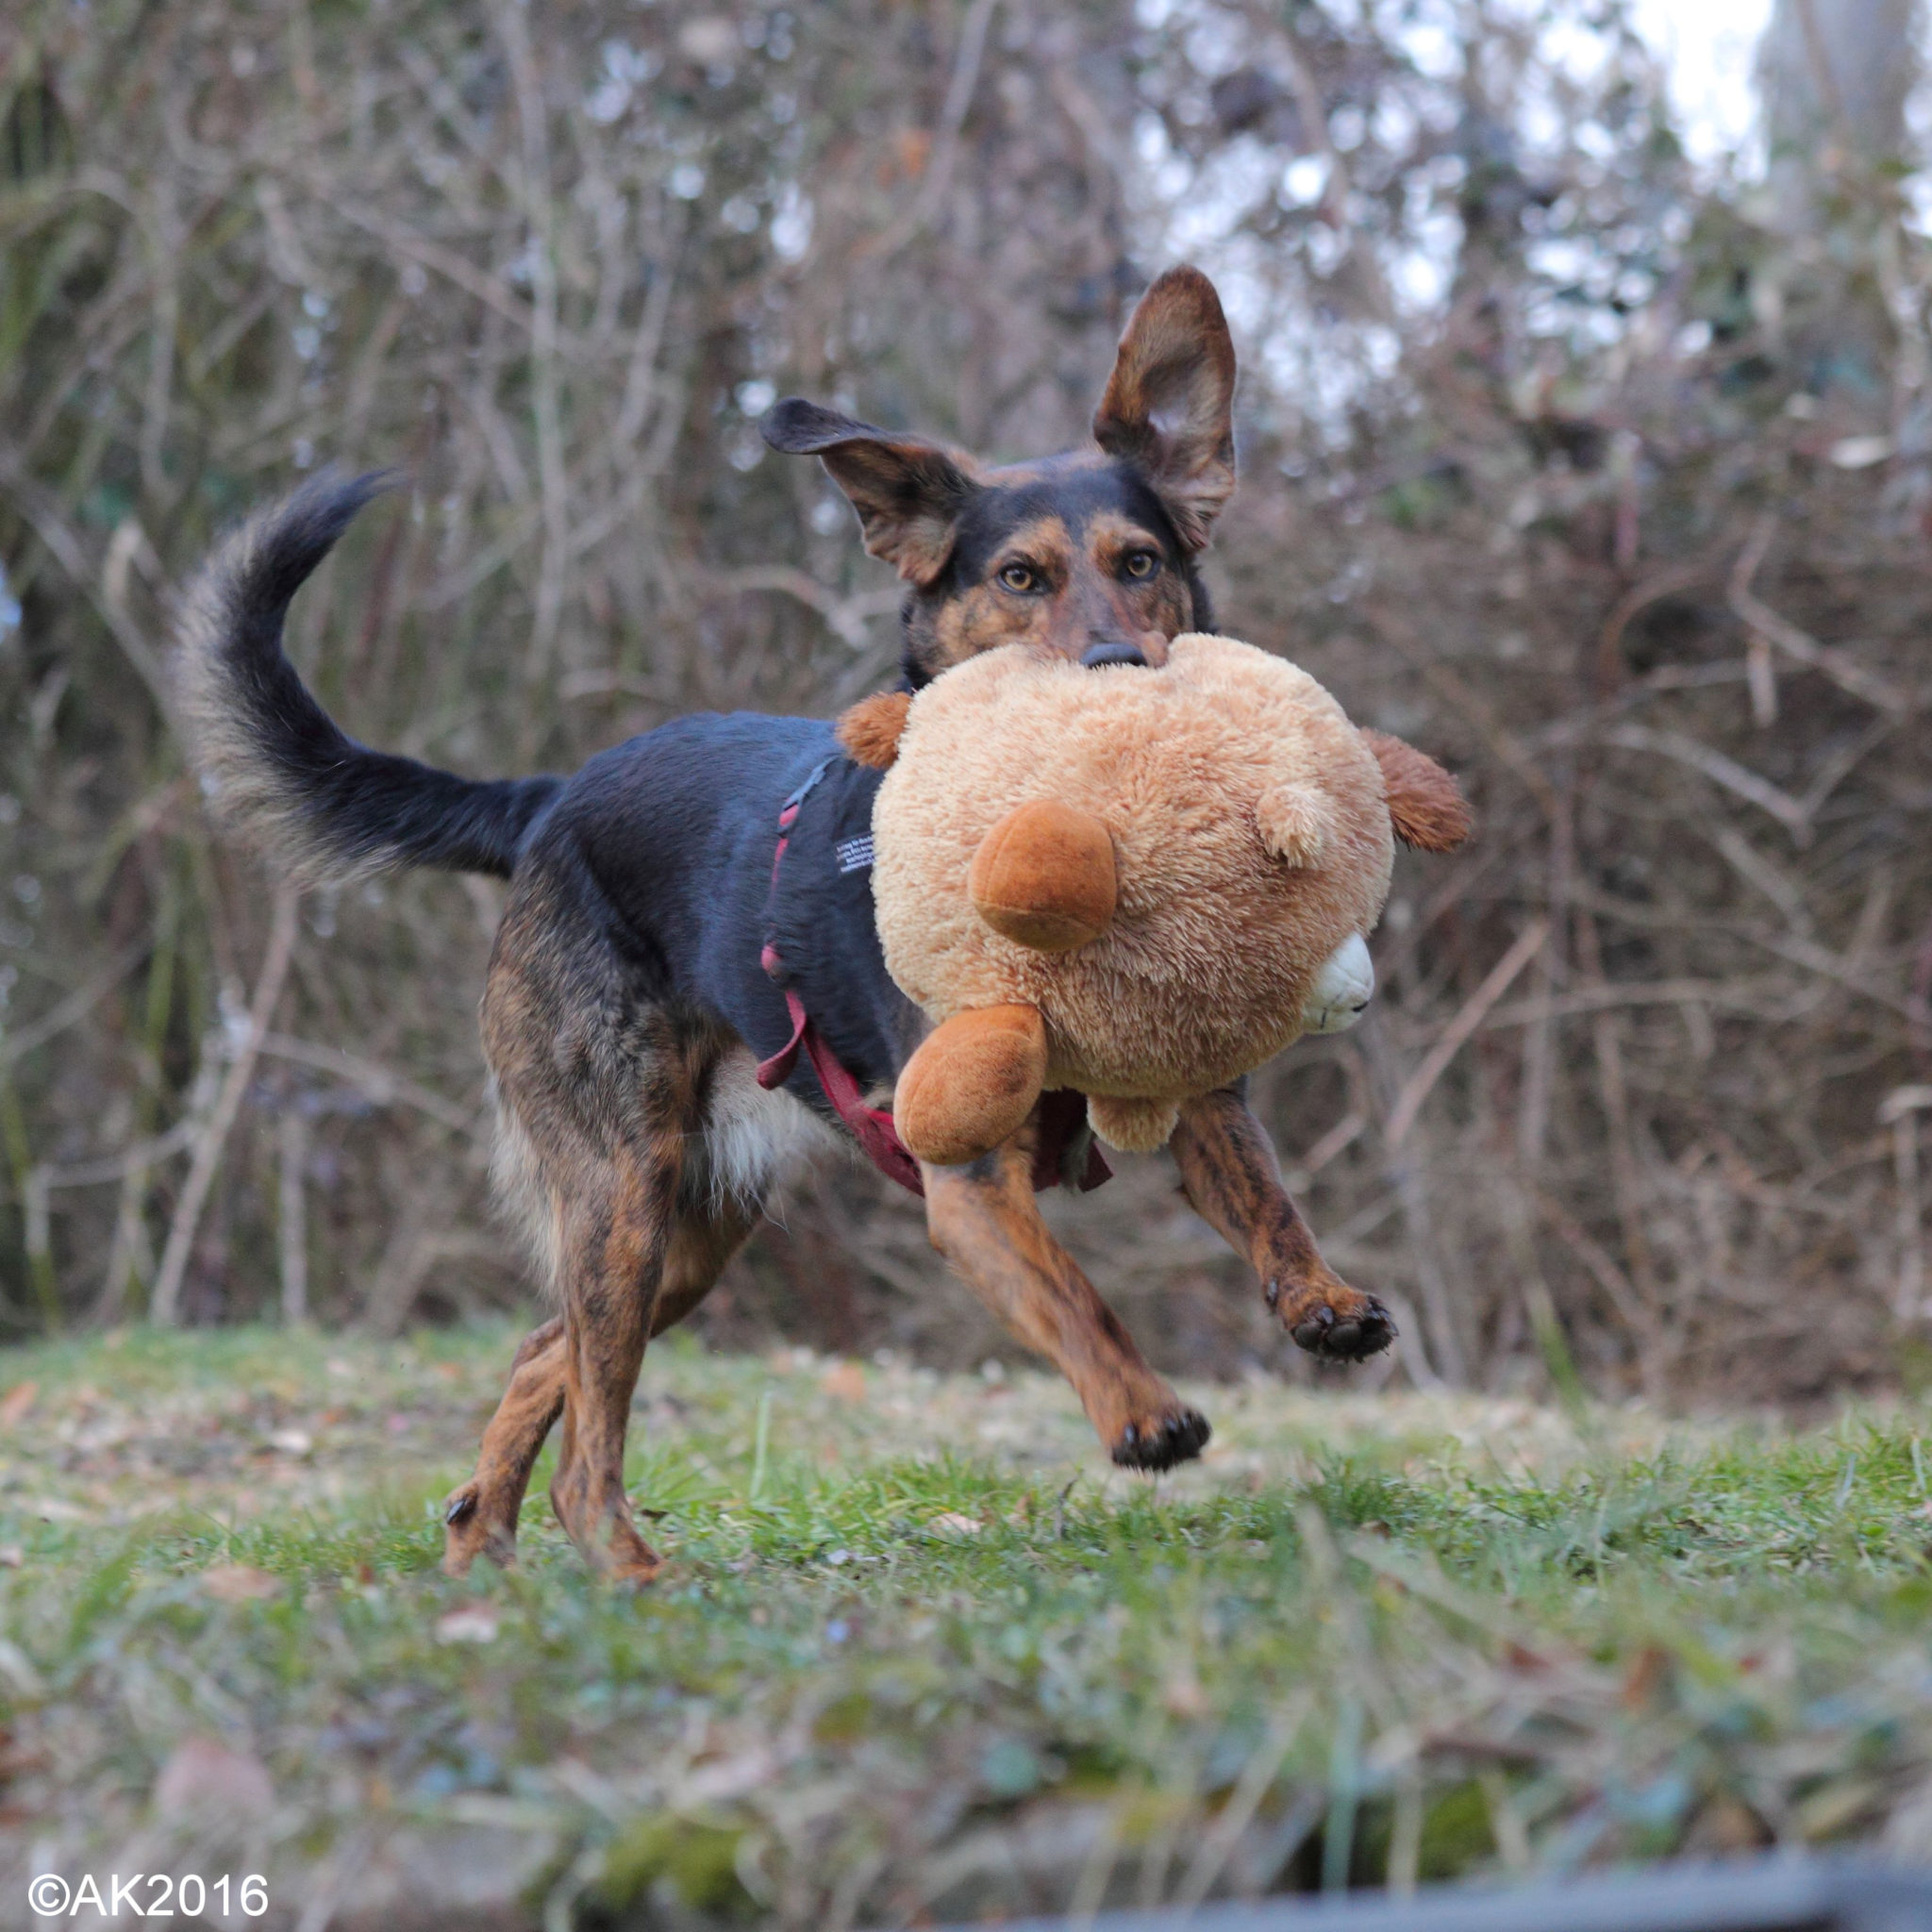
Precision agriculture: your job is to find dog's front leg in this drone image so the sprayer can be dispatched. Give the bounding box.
[923,1124,1210,1470]
[1169,1084,1395,1361]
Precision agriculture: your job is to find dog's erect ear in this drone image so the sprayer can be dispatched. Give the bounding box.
[1091,266,1237,552]
[1361,731,1474,853]
[763,399,977,586]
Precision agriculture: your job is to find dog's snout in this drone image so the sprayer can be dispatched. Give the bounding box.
[1080,641,1148,670]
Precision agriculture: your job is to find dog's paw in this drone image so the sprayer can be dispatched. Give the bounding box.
[599,1550,666,1591]
[1270,1282,1396,1360]
[441,1483,488,1577]
[1110,1406,1211,1471]
[441,1481,523,1577]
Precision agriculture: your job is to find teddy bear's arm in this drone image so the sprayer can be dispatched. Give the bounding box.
[836,691,914,770]
[893,1005,1048,1167]
[1361,730,1473,853]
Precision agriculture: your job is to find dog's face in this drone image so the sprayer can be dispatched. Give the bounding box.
[763,266,1237,688]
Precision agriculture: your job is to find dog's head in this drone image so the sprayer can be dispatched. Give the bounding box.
[763,266,1236,691]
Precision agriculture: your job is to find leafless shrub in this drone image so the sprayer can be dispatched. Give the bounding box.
[0,0,1926,1404]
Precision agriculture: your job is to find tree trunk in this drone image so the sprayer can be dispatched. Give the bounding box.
[1756,0,1921,405]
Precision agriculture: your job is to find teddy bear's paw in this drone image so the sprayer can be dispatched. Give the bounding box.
[1109,1405,1212,1472]
[1088,1094,1181,1154]
[1272,1284,1397,1361]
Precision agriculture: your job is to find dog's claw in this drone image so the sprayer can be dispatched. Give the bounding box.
[1110,1407,1211,1471]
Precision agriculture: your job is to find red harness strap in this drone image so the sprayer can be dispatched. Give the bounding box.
[756,981,927,1194]
[752,765,1110,1199]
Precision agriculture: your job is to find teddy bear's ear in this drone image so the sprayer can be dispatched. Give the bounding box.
[1361,730,1473,853]
[836,691,913,770]
[1256,782,1338,867]
[1091,267,1237,552]
[763,399,978,587]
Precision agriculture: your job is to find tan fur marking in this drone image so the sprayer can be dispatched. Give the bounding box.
[931,582,1040,670]
[929,511,1192,671]
[1083,510,1167,567]
[445,1184,768,1575]
[1078,512,1191,653]
[988,516,1075,586]
[543,1133,685,1583]
[442,1316,566,1575]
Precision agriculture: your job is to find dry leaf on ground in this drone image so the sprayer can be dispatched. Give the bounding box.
[201,1565,283,1603]
[435,1605,501,1644]
[153,1737,275,1820]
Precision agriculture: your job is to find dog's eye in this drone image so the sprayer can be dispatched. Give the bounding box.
[997,562,1040,594]
[1123,550,1160,580]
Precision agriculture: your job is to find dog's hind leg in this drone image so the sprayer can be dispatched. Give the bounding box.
[443,1315,565,1575]
[441,1198,759,1577]
[923,1117,1210,1472]
[648,1195,761,1335]
[541,1133,688,1583]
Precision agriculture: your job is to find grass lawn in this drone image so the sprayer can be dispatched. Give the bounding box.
[0,1324,1929,1929]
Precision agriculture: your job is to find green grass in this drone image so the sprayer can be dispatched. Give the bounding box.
[1,1325,1929,1926]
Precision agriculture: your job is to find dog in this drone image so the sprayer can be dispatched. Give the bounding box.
[177,266,1467,1584]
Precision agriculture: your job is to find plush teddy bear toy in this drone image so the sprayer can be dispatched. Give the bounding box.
[854,634,1469,1165]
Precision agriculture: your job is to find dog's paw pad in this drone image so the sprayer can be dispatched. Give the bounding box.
[1288,1298,1396,1361]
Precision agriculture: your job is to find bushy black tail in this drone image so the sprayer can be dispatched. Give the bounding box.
[175,472,560,883]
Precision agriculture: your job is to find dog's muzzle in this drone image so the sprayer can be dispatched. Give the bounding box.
[1301,933,1374,1034]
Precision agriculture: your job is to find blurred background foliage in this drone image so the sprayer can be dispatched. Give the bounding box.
[0,0,1927,1403]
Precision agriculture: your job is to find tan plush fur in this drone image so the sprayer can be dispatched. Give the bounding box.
[1360,730,1474,853]
[1086,1094,1182,1155]
[894,1005,1049,1166]
[835,691,913,770]
[873,635,1398,1151]
[968,800,1118,952]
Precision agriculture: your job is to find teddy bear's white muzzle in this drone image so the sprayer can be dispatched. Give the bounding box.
[1301,933,1374,1034]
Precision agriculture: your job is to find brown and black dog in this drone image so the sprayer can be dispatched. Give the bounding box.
[178,266,1467,1586]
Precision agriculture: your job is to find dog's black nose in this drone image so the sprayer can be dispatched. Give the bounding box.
[1080,641,1147,670]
